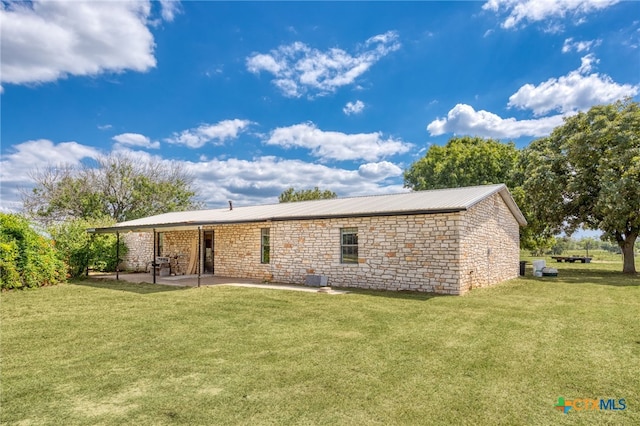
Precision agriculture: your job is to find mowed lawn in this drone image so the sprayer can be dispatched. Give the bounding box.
[2,263,639,425]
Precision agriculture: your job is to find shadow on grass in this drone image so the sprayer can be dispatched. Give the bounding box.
[336,287,446,302]
[69,278,191,294]
[534,269,639,287]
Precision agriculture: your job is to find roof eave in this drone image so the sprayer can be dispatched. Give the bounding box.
[87,208,467,234]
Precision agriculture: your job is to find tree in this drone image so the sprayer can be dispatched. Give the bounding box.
[522,99,639,273]
[48,217,126,278]
[23,154,202,224]
[403,136,521,190]
[279,187,337,203]
[403,136,553,252]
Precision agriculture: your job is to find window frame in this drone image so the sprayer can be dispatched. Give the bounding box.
[340,227,358,264]
[261,228,270,264]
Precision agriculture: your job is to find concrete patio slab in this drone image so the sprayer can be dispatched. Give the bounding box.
[89,272,348,294]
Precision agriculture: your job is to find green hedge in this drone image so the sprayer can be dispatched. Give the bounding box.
[0,214,66,290]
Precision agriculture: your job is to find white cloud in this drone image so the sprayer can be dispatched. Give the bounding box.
[562,37,601,53]
[246,31,400,97]
[357,161,402,179]
[427,104,565,138]
[0,140,407,213]
[0,0,173,86]
[183,156,407,207]
[0,139,101,211]
[343,100,365,115]
[166,119,253,148]
[158,0,181,22]
[112,133,160,149]
[483,0,620,29]
[508,54,639,116]
[266,123,412,162]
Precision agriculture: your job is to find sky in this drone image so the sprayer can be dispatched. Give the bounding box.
[1,0,639,216]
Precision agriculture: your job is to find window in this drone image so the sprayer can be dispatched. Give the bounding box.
[261,228,270,264]
[341,227,358,264]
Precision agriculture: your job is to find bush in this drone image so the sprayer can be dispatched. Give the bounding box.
[48,217,127,278]
[0,213,66,289]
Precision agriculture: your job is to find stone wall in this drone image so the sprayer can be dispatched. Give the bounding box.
[163,230,198,275]
[459,193,520,293]
[121,232,153,272]
[268,214,463,293]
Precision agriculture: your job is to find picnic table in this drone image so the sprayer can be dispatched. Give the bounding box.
[551,256,592,263]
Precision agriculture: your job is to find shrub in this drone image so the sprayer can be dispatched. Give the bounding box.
[0,213,66,289]
[48,217,127,278]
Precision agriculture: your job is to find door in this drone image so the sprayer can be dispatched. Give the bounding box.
[203,230,214,274]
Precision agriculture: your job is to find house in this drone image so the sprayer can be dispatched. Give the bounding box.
[90,184,527,295]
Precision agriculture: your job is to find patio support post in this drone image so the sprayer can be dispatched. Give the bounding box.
[197,226,202,287]
[153,228,157,284]
[116,232,120,281]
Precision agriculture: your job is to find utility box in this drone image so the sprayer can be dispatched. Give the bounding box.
[305,274,328,287]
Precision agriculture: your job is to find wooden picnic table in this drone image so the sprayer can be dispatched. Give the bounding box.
[551,256,592,263]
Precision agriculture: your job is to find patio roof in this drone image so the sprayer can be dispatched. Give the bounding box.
[89,184,527,234]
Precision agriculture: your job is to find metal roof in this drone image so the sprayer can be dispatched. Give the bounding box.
[89,184,527,233]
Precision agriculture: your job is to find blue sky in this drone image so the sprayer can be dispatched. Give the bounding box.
[1,0,639,214]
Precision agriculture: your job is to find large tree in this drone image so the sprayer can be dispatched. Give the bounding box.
[403,136,552,252]
[23,154,202,224]
[403,136,521,190]
[522,99,639,273]
[279,187,337,203]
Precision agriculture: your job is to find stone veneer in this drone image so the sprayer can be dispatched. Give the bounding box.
[121,194,520,294]
[459,193,520,293]
[121,232,153,272]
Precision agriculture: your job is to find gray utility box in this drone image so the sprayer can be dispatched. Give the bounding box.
[305,274,328,287]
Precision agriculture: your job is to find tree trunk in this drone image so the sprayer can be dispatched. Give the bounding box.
[619,232,637,274]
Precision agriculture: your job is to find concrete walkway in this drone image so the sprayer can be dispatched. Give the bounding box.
[90,272,348,294]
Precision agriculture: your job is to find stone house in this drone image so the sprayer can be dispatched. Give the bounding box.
[91,184,526,295]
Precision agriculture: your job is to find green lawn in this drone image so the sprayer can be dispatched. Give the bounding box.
[2,266,639,425]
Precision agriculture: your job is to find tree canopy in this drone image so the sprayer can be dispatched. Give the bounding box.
[522,99,639,273]
[278,187,337,203]
[23,154,202,224]
[403,136,521,190]
[403,136,552,252]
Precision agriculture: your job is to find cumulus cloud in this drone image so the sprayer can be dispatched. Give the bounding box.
[246,31,400,97]
[166,119,253,148]
[266,123,412,162]
[0,139,100,212]
[427,104,565,138]
[508,54,639,116]
[562,37,601,53]
[343,100,365,115]
[183,156,407,207]
[483,0,620,29]
[0,0,173,86]
[112,133,160,149]
[357,161,403,179]
[0,139,407,212]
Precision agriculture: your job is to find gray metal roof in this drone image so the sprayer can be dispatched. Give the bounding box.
[90,184,527,233]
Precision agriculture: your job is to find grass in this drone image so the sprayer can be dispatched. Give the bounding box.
[1,266,639,425]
